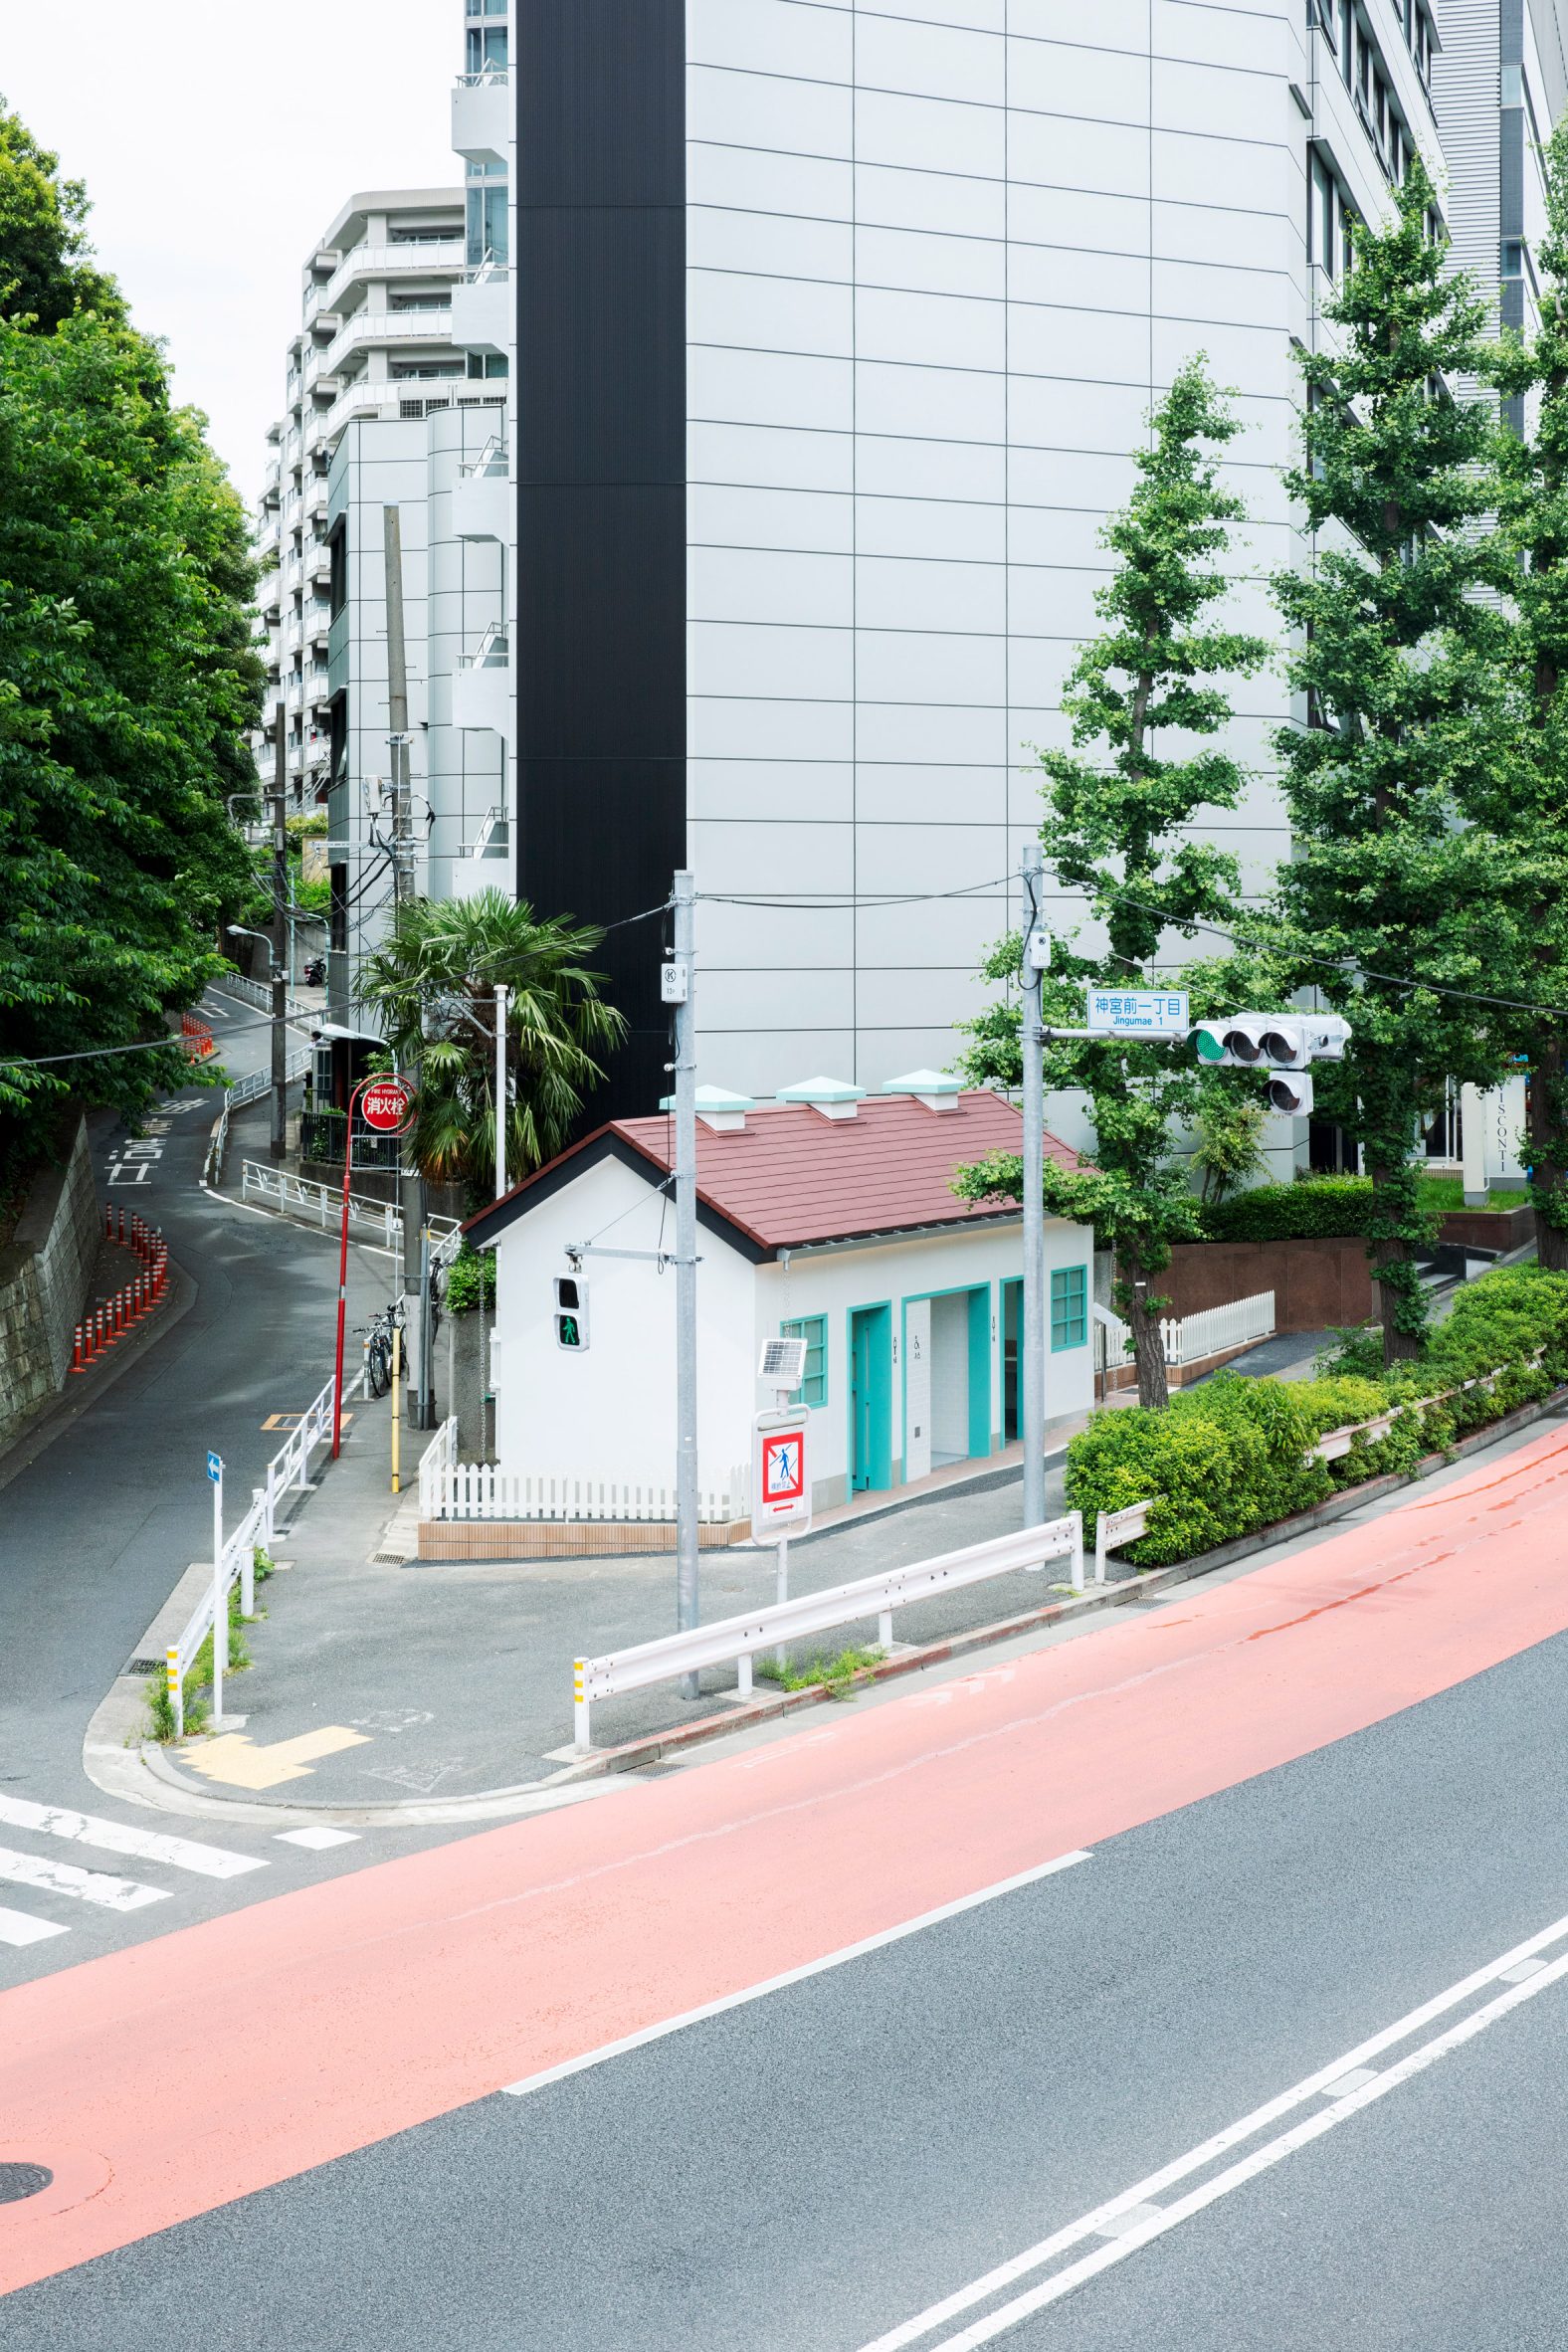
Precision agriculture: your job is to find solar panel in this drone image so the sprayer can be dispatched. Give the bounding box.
[759,1337,808,1387]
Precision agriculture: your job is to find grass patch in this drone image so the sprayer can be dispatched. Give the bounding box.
[143,1585,253,1743]
[755,1644,884,1697]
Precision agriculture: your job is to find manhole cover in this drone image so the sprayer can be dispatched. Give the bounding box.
[0,2163,53,2204]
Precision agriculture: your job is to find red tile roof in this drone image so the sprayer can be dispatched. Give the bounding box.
[468,1090,1085,1258]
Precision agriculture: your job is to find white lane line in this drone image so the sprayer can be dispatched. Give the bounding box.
[0,1797,267,1880]
[919,1947,1568,2348]
[0,1907,70,1949]
[0,1848,169,1915]
[858,1903,1568,2352]
[500,1850,1092,2101]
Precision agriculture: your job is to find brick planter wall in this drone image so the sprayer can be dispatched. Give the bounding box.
[1159,1236,1374,1332]
[1439,1204,1536,1255]
[0,1118,100,1445]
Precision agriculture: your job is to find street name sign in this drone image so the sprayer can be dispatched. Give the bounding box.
[361,1077,415,1133]
[752,1407,812,1537]
[1085,988,1190,1037]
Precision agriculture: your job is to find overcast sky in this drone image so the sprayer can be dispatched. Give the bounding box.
[2,1,459,510]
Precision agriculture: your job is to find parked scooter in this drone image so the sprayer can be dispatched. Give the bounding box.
[303,956,326,987]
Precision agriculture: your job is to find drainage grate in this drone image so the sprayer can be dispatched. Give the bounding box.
[0,2163,53,2204]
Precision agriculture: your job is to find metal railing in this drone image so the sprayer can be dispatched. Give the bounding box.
[165,1375,336,1738]
[212,973,310,1020]
[462,434,507,479]
[461,620,509,671]
[204,1048,312,1186]
[241,1160,459,1253]
[570,1513,1085,1751]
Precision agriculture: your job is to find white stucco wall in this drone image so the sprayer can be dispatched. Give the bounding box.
[488,1158,1094,1515]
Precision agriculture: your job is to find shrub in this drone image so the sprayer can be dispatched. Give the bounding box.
[445,1245,494,1314]
[1199,1177,1375,1243]
[1067,1266,1568,1566]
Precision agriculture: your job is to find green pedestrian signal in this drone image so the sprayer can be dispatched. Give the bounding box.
[554,1274,589,1352]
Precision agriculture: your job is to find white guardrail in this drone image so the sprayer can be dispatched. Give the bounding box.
[212,974,311,1020]
[164,1375,336,1738]
[570,1513,1085,1752]
[240,1160,460,1253]
[204,1048,313,1186]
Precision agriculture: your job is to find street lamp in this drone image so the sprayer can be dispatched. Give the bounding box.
[226,923,280,974]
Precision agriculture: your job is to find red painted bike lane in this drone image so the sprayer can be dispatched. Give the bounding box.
[4,1426,1567,2294]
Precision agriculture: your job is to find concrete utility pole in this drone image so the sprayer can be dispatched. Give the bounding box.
[383,503,433,1426]
[270,708,290,1163]
[1021,839,1047,1531]
[493,982,509,1200]
[672,871,700,1692]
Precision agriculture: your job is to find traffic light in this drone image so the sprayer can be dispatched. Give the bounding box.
[1255,1015,1353,1069]
[1194,1013,1352,1112]
[1192,1016,1272,1066]
[1268,1072,1314,1116]
[554,1274,589,1352]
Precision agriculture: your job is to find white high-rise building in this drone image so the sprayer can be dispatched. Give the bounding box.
[509,0,1446,1150]
[250,3,517,1085]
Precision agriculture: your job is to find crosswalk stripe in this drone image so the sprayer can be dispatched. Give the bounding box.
[0,1848,168,1914]
[0,1797,267,1881]
[0,1907,70,1949]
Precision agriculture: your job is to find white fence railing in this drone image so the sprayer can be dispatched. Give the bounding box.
[164,1375,336,1738]
[570,1513,1085,1751]
[204,1048,313,1187]
[212,975,310,1020]
[418,1429,748,1525]
[240,1160,460,1253]
[1101,1288,1276,1372]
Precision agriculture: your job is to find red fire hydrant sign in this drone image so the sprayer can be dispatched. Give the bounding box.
[361,1077,414,1133]
[753,1410,811,1534]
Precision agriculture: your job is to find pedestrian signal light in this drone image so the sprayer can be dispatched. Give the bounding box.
[554,1274,589,1352]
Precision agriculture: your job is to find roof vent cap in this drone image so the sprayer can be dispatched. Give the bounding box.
[881,1069,964,1114]
[659,1083,755,1133]
[776,1076,866,1122]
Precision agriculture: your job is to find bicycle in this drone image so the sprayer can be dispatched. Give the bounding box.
[359,1299,404,1400]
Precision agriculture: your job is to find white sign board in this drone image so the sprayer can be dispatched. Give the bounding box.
[752,1408,812,1536]
[1085,988,1190,1037]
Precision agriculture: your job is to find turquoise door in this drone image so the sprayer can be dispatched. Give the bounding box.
[849,1305,893,1493]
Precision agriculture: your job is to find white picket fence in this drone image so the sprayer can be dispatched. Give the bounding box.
[165,1374,336,1737]
[1101,1288,1275,1372]
[417,1419,746,1524]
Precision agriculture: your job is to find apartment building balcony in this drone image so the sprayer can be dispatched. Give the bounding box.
[452,73,509,167]
[453,621,511,740]
[320,239,462,313]
[321,309,455,373]
[453,436,508,541]
[260,574,284,624]
[451,808,511,900]
[450,263,509,358]
[306,546,332,592]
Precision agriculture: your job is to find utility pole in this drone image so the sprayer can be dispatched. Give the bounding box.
[493,982,509,1199]
[383,504,433,1426]
[270,707,289,1162]
[1020,840,1047,1530]
[672,871,700,1692]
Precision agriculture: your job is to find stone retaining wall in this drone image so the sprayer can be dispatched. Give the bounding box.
[0,1118,99,1444]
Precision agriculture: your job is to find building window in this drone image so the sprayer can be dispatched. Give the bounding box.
[467,352,509,378]
[467,185,509,269]
[782,1316,828,1408]
[1050,1269,1088,1352]
[467,25,508,73]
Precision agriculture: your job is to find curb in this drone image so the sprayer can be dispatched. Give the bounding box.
[0,1254,197,1498]
[79,1382,1568,1832]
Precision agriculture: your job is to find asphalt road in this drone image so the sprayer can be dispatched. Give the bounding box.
[0,997,422,1975]
[7,1634,1567,2351]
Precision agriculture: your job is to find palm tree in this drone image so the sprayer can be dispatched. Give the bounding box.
[355,889,625,1193]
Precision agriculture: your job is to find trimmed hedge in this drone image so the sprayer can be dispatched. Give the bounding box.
[1198,1177,1375,1243]
[1065,1267,1568,1568]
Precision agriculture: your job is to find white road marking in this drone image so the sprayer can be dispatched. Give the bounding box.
[0,1797,267,1880]
[0,1848,169,1914]
[501,1850,1091,2101]
[860,1910,1568,2352]
[0,1907,70,1949]
[275,1828,361,1851]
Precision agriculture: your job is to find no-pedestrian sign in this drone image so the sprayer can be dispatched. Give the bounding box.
[361,1076,415,1133]
[753,1409,812,1536]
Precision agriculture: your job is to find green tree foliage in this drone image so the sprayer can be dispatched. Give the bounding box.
[954,360,1271,1407]
[1490,117,1568,1272]
[355,889,626,1197]
[1190,1090,1271,1205]
[0,101,262,1165]
[1272,159,1521,1360]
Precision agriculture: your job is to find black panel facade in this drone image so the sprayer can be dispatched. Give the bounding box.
[516,0,686,1123]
